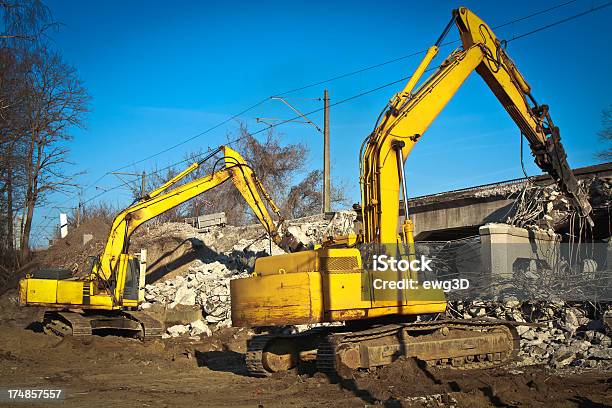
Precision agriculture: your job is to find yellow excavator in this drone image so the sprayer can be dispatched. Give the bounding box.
[19,145,301,338]
[230,7,594,375]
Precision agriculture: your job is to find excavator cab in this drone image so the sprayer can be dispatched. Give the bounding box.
[122,257,141,302]
[19,252,145,309]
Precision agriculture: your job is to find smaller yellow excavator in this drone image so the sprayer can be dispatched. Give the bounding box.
[19,145,300,339]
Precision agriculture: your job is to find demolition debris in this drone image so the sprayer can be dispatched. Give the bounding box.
[448,299,612,368]
[142,211,358,335]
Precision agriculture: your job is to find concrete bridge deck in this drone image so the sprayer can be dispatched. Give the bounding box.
[404,162,611,240]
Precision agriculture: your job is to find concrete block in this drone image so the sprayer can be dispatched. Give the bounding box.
[146,303,203,326]
[190,319,212,337]
[167,324,189,337]
[170,284,196,307]
[479,223,560,296]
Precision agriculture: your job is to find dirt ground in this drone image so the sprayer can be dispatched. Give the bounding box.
[0,296,610,408]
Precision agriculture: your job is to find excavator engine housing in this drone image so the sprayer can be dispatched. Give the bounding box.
[230,248,447,327]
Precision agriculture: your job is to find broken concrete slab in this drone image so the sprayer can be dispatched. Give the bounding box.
[145,303,203,326]
[167,324,189,337]
[190,319,212,337]
[448,299,612,368]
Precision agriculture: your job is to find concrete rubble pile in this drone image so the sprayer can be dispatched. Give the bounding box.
[285,210,358,247]
[507,177,611,231]
[449,299,612,368]
[474,180,525,199]
[143,258,249,334]
[143,211,357,338]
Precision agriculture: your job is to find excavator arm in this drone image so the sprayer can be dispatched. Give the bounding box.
[360,6,593,245]
[93,145,299,302]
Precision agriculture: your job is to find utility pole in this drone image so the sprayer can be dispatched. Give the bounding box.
[76,203,81,227]
[323,89,331,213]
[141,171,146,197]
[76,188,83,227]
[263,93,331,213]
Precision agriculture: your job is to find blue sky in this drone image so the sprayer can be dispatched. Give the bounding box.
[33,0,612,245]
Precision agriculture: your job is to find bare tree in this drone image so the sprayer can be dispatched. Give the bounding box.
[234,123,308,206]
[0,2,89,264]
[284,169,349,219]
[68,201,117,229]
[18,47,89,259]
[0,1,54,41]
[597,106,612,160]
[0,47,29,261]
[284,169,322,218]
[0,1,55,115]
[0,0,59,267]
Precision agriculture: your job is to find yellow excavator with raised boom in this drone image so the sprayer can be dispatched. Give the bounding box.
[230,7,594,375]
[19,146,301,338]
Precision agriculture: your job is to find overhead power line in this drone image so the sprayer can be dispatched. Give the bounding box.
[276,0,581,96]
[509,0,611,41]
[95,0,583,176]
[53,1,612,210]
[72,0,585,199]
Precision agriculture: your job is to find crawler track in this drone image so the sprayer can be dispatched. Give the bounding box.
[246,329,326,377]
[125,311,164,340]
[246,334,275,377]
[44,311,92,337]
[246,319,520,377]
[43,310,164,340]
[316,319,520,374]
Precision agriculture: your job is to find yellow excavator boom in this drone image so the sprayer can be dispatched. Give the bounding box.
[360,6,593,245]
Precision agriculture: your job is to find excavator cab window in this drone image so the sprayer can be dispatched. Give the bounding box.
[123,258,140,301]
